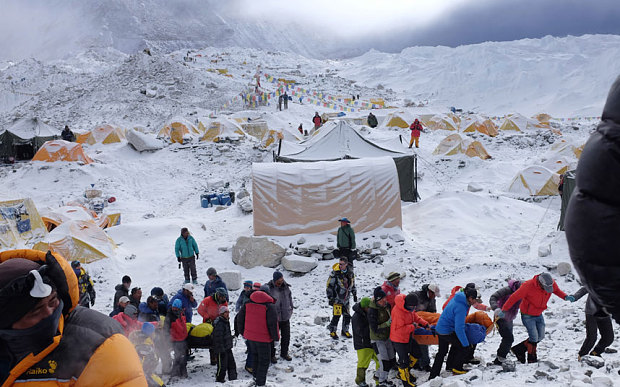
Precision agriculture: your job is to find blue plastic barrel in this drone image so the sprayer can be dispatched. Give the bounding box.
[201,197,209,208]
[218,193,232,206]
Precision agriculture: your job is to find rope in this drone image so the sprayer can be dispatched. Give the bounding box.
[527,196,556,246]
[415,152,450,191]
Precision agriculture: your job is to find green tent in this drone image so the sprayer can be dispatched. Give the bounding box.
[558,170,577,231]
[0,118,59,161]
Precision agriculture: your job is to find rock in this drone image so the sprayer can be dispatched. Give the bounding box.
[570,382,590,387]
[467,369,482,381]
[389,234,405,242]
[218,270,241,291]
[237,197,253,213]
[311,253,322,260]
[538,244,551,257]
[236,189,250,200]
[319,358,331,363]
[322,253,334,260]
[591,375,613,386]
[372,241,381,249]
[297,237,306,245]
[379,249,387,255]
[570,370,591,383]
[534,370,549,379]
[557,262,572,276]
[282,255,318,273]
[232,237,286,269]
[327,237,334,242]
[314,315,330,325]
[467,182,484,192]
[297,247,309,255]
[217,246,228,252]
[214,205,228,212]
[501,360,516,372]
[581,355,605,369]
[381,266,407,280]
[428,377,443,387]
[443,380,466,387]
[308,245,319,251]
[541,360,559,370]
[380,234,388,239]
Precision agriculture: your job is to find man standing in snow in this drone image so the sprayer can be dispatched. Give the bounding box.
[489,279,522,365]
[367,112,378,128]
[499,272,574,363]
[312,112,322,130]
[175,227,199,284]
[368,287,396,386]
[204,267,228,300]
[326,257,357,339]
[283,92,288,109]
[278,94,283,111]
[61,125,76,142]
[268,271,294,362]
[411,283,440,372]
[112,275,131,315]
[408,119,423,148]
[336,217,356,261]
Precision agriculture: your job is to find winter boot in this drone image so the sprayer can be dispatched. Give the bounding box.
[408,355,418,369]
[511,340,527,364]
[341,331,352,338]
[589,350,602,357]
[452,368,468,375]
[330,331,339,340]
[526,341,537,363]
[355,367,367,385]
[397,367,416,387]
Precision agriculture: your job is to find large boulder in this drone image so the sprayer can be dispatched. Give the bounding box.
[232,237,286,269]
[218,270,242,291]
[282,255,318,273]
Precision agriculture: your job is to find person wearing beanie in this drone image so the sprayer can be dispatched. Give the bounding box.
[488,279,523,365]
[381,272,402,310]
[391,292,429,387]
[443,282,490,312]
[212,304,237,382]
[411,283,440,372]
[336,218,356,261]
[268,271,294,362]
[175,227,199,285]
[165,296,188,379]
[352,297,379,386]
[368,286,397,386]
[112,275,131,315]
[501,272,572,363]
[198,287,230,365]
[150,286,170,316]
[129,322,165,387]
[0,250,147,386]
[326,257,357,339]
[168,283,197,324]
[430,288,479,379]
[71,260,96,308]
[204,267,229,301]
[235,280,256,374]
[253,282,262,290]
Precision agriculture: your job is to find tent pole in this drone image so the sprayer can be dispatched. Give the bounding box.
[277,138,282,156]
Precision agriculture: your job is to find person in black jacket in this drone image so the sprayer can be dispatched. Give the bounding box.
[61,125,75,142]
[566,75,620,324]
[112,275,131,315]
[352,298,379,387]
[572,287,615,359]
[411,283,440,371]
[212,306,237,383]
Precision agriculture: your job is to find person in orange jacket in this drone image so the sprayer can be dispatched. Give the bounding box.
[0,249,147,386]
[408,119,423,148]
[390,293,430,387]
[499,272,574,363]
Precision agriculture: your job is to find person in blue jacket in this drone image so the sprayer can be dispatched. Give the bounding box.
[429,287,479,379]
[169,283,198,323]
[175,227,199,284]
[204,267,229,300]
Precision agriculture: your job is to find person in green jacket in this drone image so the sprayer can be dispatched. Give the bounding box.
[175,227,199,284]
[337,218,356,261]
[368,287,396,386]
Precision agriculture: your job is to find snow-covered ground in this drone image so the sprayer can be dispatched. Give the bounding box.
[1,33,619,386]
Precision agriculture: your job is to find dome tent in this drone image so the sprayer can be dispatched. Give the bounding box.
[0,117,59,161]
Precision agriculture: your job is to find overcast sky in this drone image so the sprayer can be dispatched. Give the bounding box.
[237,0,620,51]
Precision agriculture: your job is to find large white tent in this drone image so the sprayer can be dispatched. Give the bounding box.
[252,157,402,236]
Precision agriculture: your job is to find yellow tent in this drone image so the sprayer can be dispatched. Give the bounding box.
[427,114,458,131]
[32,140,93,164]
[158,120,200,144]
[39,205,113,231]
[433,133,462,156]
[508,166,560,196]
[200,120,245,142]
[550,139,583,159]
[463,140,492,160]
[384,113,409,128]
[533,113,552,124]
[541,156,571,175]
[499,113,546,132]
[33,220,116,263]
[461,116,498,137]
[0,198,48,250]
[77,124,125,145]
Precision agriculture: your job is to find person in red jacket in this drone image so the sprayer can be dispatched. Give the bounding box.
[500,272,574,363]
[312,112,322,130]
[381,272,401,310]
[237,290,279,387]
[408,119,423,148]
[165,298,189,379]
[390,293,430,387]
[197,287,229,365]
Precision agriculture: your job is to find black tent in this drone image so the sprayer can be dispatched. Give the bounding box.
[274,121,420,202]
[558,170,576,230]
[0,118,59,161]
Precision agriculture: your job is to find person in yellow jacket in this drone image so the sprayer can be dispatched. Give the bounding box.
[0,249,147,386]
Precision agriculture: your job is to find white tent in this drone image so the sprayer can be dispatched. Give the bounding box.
[252,157,403,236]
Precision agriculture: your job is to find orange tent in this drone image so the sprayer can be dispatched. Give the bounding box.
[77,124,125,145]
[32,140,93,164]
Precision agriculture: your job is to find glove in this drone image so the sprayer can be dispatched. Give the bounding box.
[195,254,199,260]
[177,257,181,263]
[178,263,181,269]
[430,327,437,337]
[496,310,505,319]
[328,299,334,306]
[353,295,358,303]
[423,324,431,330]
[90,299,95,307]
[565,295,576,302]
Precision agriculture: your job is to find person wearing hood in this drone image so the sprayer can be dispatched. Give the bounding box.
[236,280,254,312]
[336,218,356,261]
[572,286,615,360]
[489,279,523,365]
[61,125,75,142]
[268,271,294,362]
[408,119,423,149]
[390,293,430,387]
[198,287,229,365]
[381,272,401,310]
[174,227,199,285]
[212,306,237,383]
[0,249,146,386]
[168,283,198,324]
[566,76,620,325]
[112,275,132,315]
[71,260,96,308]
[237,290,279,387]
[150,287,169,316]
[500,273,573,363]
[367,112,378,128]
[411,283,440,372]
[368,287,396,387]
[430,288,479,380]
[312,112,322,130]
[326,257,357,339]
[352,297,379,387]
[204,267,228,300]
